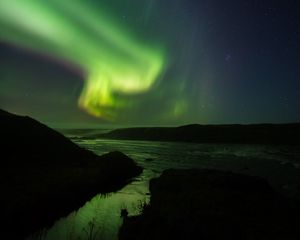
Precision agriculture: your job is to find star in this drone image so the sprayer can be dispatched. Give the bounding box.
[225,53,232,62]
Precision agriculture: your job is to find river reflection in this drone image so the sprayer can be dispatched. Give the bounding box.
[41,172,152,240]
[28,139,300,240]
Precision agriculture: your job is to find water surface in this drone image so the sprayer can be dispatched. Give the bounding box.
[28,137,300,240]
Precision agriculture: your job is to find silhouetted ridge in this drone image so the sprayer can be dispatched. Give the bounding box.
[0,110,95,164]
[0,109,142,238]
[0,108,11,116]
[99,123,300,144]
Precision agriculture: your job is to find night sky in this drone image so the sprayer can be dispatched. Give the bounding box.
[0,0,299,127]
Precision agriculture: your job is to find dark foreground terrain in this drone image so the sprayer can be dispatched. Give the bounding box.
[0,109,142,238]
[99,123,300,145]
[119,169,300,240]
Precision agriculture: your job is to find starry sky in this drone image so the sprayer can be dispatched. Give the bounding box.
[0,0,299,127]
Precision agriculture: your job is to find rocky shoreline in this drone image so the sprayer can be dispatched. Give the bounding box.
[119,169,300,240]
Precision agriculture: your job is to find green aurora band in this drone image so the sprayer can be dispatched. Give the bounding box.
[0,0,165,120]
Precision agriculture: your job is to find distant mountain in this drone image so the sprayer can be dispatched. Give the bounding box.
[0,109,142,238]
[99,123,300,145]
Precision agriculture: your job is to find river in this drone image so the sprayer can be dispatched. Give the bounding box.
[27,136,300,240]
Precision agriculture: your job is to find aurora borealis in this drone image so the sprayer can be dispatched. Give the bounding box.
[0,0,165,120]
[0,0,299,126]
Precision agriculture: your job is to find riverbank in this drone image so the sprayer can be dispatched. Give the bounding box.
[0,109,142,238]
[119,169,300,240]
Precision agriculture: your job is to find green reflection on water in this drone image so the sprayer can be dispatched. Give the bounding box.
[28,170,152,240]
